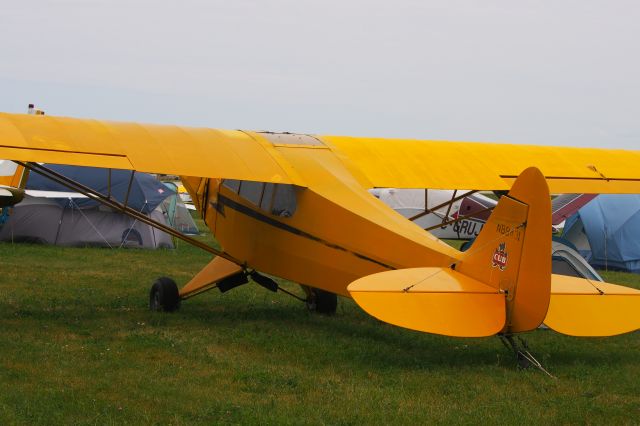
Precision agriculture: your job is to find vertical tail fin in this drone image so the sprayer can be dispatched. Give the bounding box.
[457,167,551,333]
[0,161,28,189]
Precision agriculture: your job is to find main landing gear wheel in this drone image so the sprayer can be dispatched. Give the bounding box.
[306,288,338,315]
[149,277,181,312]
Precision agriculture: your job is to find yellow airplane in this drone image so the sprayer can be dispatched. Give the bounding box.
[1,112,639,364]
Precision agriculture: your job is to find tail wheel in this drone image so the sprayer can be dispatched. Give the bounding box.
[149,277,181,312]
[306,288,338,315]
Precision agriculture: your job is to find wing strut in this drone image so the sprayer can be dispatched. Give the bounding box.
[16,161,242,265]
[408,190,479,221]
[442,189,458,225]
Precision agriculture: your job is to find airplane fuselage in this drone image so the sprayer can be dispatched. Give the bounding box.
[182,175,462,297]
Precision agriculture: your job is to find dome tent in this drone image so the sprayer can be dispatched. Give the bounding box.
[0,164,175,249]
[160,182,199,236]
[26,164,172,213]
[564,195,640,273]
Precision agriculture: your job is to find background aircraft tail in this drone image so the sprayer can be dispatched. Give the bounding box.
[0,161,28,188]
[0,161,28,207]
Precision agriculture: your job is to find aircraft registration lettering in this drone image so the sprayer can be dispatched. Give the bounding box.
[454,219,484,238]
[495,223,521,241]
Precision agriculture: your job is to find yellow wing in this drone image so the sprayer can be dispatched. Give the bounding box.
[0,113,294,185]
[321,135,640,193]
[1,112,640,193]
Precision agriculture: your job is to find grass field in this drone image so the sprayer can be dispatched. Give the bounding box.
[0,225,639,424]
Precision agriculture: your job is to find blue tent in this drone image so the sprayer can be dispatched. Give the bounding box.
[564,195,640,273]
[27,164,174,213]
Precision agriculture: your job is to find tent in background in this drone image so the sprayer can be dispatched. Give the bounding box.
[161,182,199,235]
[26,164,172,213]
[0,196,173,248]
[551,237,603,281]
[564,195,640,273]
[0,164,175,249]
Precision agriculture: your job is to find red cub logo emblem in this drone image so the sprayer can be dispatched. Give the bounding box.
[492,242,508,271]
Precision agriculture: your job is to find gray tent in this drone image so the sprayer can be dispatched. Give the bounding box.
[551,237,603,282]
[0,196,173,249]
[564,195,640,273]
[161,182,199,235]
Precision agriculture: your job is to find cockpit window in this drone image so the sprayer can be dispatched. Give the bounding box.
[221,179,299,217]
[258,132,326,147]
[271,184,297,217]
[222,179,241,193]
[238,181,264,206]
[261,183,275,211]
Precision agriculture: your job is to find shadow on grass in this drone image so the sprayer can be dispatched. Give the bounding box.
[177,299,640,368]
[6,295,636,373]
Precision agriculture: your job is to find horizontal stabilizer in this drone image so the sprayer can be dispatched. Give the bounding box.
[545,274,640,336]
[348,267,505,337]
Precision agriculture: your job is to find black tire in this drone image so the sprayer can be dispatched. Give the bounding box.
[306,288,337,315]
[149,277,181,312]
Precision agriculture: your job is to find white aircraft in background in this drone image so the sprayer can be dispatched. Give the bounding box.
[372,188,596,240]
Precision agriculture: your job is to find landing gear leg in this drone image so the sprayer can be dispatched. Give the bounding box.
[499,334,556,379]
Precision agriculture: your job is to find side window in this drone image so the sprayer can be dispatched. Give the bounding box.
[271,184,297,217]
[238,181,264,206]
[222,179,241,193]
[260,183,275,211]
[223,179,298,217]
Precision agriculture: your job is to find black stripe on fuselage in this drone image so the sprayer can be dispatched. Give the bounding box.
[213,194,394,270]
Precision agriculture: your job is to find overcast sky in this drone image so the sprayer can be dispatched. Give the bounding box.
[1,0,638,149]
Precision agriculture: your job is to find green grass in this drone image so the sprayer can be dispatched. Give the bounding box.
[0,227,639,424]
